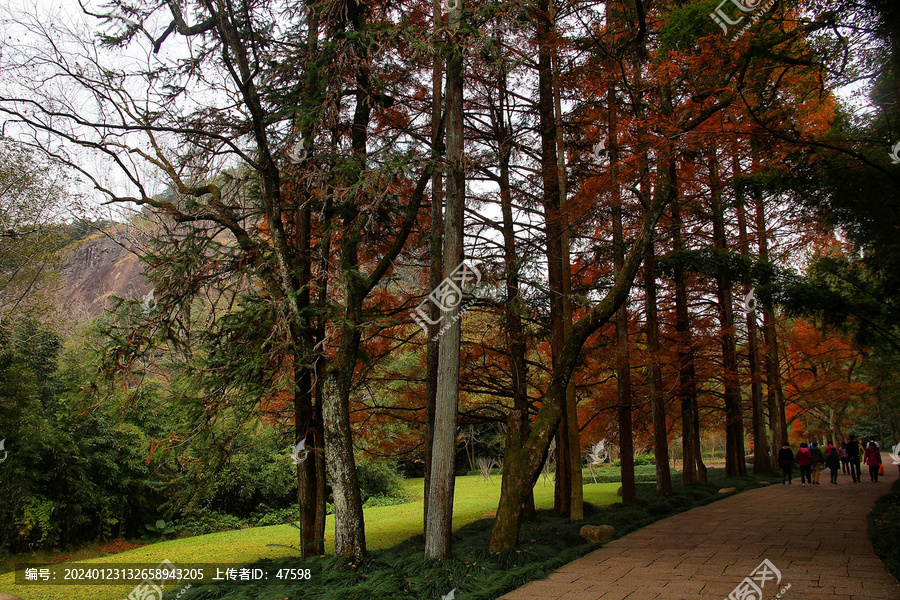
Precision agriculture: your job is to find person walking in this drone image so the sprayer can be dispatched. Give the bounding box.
[810,441,824,485]
[825,443,840,483]
[864,441,883,483]
[797,442,813,486]
[846,435,862,483]
[778,444,795,485]
[838,442,849,474]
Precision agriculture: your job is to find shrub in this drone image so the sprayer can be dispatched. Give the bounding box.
[185,427,297,519]
[869,480,900,581]
[175,509,247,537]
[356,461,407,503]
[612,452,656,467]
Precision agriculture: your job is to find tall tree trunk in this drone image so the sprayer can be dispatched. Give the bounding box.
[733,154,771,475]
[672,200,706,483]
[322,339,366,557]
[551,25,582,522]
[753,181,788,459]
[638,75,671,496]
[708,148,746,477]
[613,202,636,504]
[496,69,534,519]
[289,1,324,558]
[534,0,570,517]
[644,239,672,494]
[294,357,320,557]
[321,22,379,554]
[311,199,333,556]
[424,0,464,558]
[312,370,327,553]
[608,65,636,504]
[294,198,324,556]
[423,0,444,538]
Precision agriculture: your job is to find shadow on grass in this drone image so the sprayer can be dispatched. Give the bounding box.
[166,469,778,600]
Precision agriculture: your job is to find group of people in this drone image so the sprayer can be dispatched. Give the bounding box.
[777,435,884,486]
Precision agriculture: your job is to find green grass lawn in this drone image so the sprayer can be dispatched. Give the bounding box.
[0,474,620,600]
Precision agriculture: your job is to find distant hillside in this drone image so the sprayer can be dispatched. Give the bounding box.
[60,227,151,319]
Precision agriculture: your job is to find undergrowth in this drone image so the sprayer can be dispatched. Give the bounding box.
[868,478,900,581]
[163,470,775,600]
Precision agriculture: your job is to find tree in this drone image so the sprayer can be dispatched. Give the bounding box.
[424,0,464,560]
[0,0,439,558]
[0,138,70,323]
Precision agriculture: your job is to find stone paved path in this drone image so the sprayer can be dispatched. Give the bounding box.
[501,454,900,600]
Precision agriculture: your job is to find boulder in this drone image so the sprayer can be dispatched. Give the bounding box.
[718,487,738,494]
[0,593,25,600]
[580,524,616,544]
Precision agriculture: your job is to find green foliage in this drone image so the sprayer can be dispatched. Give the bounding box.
[612,453,656,467]
[0,318,166,553]
[175,510,247,538]
[355,461,408,504]
[175,426,297,519]
[657,0,724,53]
[868,479,900,581]
[143,519,176,540]
[174,505,305,537]
[0,137,71,320]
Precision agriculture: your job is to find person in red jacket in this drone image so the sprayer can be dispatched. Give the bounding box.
[797,442,813,486]
[864,441,883,483]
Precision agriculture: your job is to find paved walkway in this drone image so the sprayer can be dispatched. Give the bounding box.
[502,454,900,600]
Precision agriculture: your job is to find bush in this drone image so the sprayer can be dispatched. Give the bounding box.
[612,452,655,467]
[179,427,298,519]
[869,479,900,581]
[175,504,304,536]
[175,509,247,537]
[356,461,407,503]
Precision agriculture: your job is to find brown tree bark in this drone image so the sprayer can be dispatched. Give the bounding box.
[644,238,672,494]
[294,196,325,556]
[672,200,707,484]
[708,148,746,478]
[533,0,571,517]
[423,0,444,539]
[613,202,636,504]
[424,0,464,558]
[753,181,788,459]
[494,56,535,519]
[608,64,636,504]
[733,155,771,475]
[551,25,582,522]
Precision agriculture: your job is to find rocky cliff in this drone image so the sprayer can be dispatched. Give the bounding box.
[60,228,151,319]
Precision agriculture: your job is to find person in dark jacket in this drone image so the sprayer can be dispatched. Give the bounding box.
[825,444,841,483]
[797,442,813,486]
[778,444,795,485]
[846,435,862,482]
[810,442,824,485]
[838,442,850,474]
[864,441,883,482]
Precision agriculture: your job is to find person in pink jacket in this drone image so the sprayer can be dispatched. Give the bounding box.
[863,441,883,483]
[797,442,813,486]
